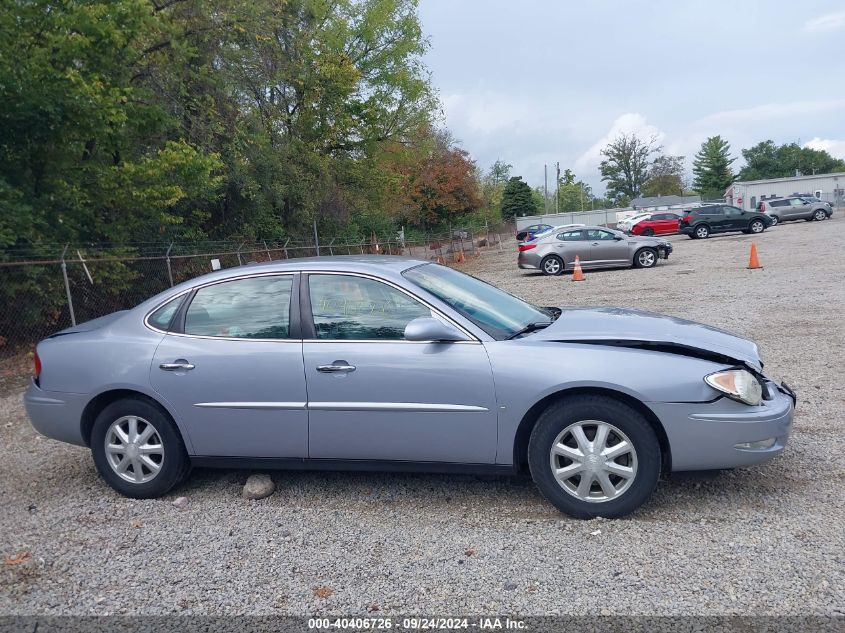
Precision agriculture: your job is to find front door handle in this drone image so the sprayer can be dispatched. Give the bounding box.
[317,361,356,373]
[160,361,195,371]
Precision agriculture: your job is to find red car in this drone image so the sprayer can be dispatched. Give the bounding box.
[629,212,681,236]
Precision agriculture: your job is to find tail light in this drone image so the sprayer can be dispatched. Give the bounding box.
[518,243,536,251]
[34,350,42,382]
[682,215,694,222]
[760,202,766,211]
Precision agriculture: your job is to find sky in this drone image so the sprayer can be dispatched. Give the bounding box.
[418,0,845,194]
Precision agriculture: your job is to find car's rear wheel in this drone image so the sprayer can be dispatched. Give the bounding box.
[634,247,657,268]
[769,215,779,226]
[641,227,654,236]
[528,395,661,519]
[813,209,827,221]
[540,255,563,276]
[91,397,190,498]
[749,219,765,234]
[694,224,710,239]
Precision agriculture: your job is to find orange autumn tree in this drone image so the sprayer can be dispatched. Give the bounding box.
[383,128,481,229]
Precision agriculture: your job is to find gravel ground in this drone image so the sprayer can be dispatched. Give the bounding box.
[1,216,843,616]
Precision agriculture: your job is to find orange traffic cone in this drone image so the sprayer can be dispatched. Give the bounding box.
[572,256,585,281]
[747,242,762,269]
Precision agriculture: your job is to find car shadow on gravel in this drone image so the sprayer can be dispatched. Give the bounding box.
[163,463,801,523]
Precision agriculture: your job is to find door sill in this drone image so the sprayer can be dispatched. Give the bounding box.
[191,456,517,476]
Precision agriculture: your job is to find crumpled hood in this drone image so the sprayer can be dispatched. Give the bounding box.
[531,306,762,370]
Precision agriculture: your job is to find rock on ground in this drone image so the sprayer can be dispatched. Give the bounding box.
[242,474,275,500]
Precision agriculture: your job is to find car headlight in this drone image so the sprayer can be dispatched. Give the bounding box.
[704,369,763,406]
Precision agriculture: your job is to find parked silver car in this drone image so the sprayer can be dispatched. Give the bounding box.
[758,196,833,225]
[518,226,673,275]
[24,257,795,518]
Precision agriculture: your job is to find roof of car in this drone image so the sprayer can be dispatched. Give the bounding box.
[239,254,427,272]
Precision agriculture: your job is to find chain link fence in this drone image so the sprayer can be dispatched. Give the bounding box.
[0,225,514,381]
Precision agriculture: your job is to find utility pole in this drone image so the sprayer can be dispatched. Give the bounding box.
[555,162,560,213]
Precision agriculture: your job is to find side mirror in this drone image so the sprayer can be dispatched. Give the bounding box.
[613,235,624,241]
[404,317,467,342]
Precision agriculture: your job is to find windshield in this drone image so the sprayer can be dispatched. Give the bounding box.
[403,264,551,339]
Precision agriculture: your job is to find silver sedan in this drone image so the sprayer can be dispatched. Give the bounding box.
[518,225,673,275]
[24,257,794,518]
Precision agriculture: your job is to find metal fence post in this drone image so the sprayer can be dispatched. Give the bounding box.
[313,220,320,256]
[236,242,245,266]
[283,238,289,260]
[263,240,272,261]
[165,242,174,287]
[60,244,76,327]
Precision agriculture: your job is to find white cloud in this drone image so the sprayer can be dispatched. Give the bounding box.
[574,113,665,173]
[803,11,845,33]
[803,137,845,159]
[694,99,845,128]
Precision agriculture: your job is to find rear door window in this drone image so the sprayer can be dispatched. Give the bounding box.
[184,275,293,339]
[557,230,584,241]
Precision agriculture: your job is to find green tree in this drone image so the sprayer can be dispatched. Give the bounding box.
[692,136,734,198]
[738,141,845,181]
[599,133,659,202]
[501,176,537,220]
[643,155,686,197]
[556,169,593,212]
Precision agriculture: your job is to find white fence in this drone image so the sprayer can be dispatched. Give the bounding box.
[515,208,634,231]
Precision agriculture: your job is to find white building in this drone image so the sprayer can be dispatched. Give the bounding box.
[725,172,845,211]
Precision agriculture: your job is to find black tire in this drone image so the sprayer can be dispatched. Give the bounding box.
[527,395,661,519]
[813,209,827,221]
[90,397,190,499]
[693,224,710,239]
[769,215,779,226]
[642,227,654,236]
[540,255,564,276]
[749,219,765,234]
[633,247,658,268]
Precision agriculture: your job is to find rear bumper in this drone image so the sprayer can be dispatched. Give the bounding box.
[648,379,795,471]
[23,380,88,447]
[517,251,542,270]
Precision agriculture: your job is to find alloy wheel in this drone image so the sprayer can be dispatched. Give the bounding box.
[637,250,656,267]
[549,420,638,503]
[695,226,709,238]
[543,258,561,275]
[769,216,778,226]
[105,416,165,484]
[814,210,826,221]
[750,221,764,233]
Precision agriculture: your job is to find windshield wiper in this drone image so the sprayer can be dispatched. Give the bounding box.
[506,321,552,340]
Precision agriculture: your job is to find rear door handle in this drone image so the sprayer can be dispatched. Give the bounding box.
[160,362,195,371]
[317,361,356,373]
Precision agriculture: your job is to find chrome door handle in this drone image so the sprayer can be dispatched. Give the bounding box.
[317,362,356,373]
[159,362,195,371]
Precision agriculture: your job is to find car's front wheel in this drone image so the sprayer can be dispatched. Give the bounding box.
[813,209,827,221]
[528,395,661,519]
[634,247,658,268]
[91,397,190,498]
[540,255,564,276]
[749,219,765,234]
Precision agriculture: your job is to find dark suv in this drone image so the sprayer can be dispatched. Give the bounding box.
[679,205,773,239]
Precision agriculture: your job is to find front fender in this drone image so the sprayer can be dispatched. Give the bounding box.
[484,340,727,465]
